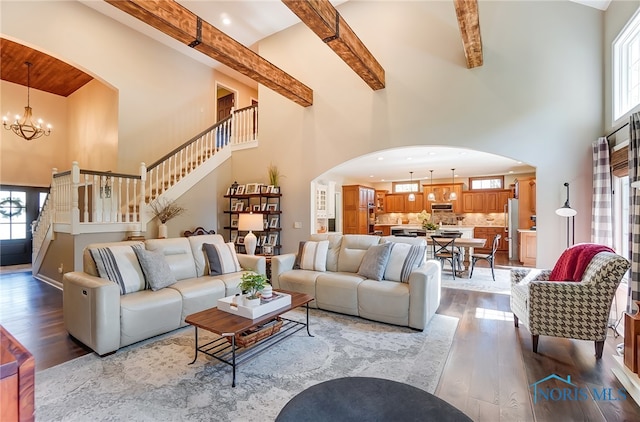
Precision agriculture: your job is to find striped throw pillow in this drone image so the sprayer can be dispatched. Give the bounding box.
[298,240,329,272]
[383,243,426,283]
[203,242,242,275]
[89,244,147,294]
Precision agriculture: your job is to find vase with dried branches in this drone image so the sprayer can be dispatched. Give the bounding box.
[149,198,186,238]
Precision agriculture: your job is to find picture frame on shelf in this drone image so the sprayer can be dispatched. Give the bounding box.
[231,217,239,227]
[263,219,269,229]
[232,202,244,212]
[269,216,279,228]
[245,183,260,195]
[266,203,278,212]
[263,245,273,255]
[261,185,272,194]
[259,235,267,246]
[252,204,261,212]
[230,232,238,243]
[272,187,280,194]
[237,235,245,245]
[235,185,245,195]
[261,203,268,211]
[267,233,278,246]
[226,187,234,195]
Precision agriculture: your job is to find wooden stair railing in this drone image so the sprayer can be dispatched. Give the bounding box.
[31,104,258,263]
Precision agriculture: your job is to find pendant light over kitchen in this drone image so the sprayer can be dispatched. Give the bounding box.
[408,171,416,202]
[427,170,436,201]
[449,168,457,201]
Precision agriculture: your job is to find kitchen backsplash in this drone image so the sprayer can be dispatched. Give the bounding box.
[376,212,506,227]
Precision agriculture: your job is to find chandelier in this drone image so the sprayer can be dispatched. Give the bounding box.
[2,62,52,141]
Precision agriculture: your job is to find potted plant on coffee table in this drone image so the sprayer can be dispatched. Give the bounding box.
[239,272,269,307]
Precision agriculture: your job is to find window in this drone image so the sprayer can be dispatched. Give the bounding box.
[393,181,419,193]
[469,176,503,190]
[613,7,640,121]
[0,190,27,240]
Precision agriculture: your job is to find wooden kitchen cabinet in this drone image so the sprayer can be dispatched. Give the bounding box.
[515,177,536,230]
[404,193,424,213]
[461,189,512,214]
[462,192,484,213]
[519,230,537,267]
[423,183,464,212]
[375,190,387,213]
[343,185,375,234]
[384,194,405,213]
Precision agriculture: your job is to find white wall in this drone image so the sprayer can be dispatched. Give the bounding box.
[248,0,603,267]
[1,80,68,186]
[1,0,216,174]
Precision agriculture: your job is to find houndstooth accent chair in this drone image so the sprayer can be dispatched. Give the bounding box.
[510,251,630,359]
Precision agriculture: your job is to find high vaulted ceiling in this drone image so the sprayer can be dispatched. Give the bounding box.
[0,38,93,97]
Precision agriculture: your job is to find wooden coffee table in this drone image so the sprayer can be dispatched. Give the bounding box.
[185,290,314,387]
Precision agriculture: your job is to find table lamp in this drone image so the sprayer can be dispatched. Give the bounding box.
[238,212,263,255]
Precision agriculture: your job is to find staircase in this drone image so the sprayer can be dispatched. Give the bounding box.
[31,105,258,275]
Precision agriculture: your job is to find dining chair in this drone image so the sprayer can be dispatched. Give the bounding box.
[431,236,461,279]
[470,233,501,281]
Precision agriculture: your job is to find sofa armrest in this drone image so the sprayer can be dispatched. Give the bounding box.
[407,259,441,330]
[237,254,266,275]
[270,253,296,289]
[511,268,551,284]
[63,271,121,355]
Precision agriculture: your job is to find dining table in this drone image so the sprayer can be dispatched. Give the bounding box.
[425,236,487,278]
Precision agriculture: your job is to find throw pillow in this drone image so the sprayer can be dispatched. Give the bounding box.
[133,247,177,291]
[203,242,242,275]
[89,244,147,294]
[384,243,426,283]
[297,240,329,272]
[357,242,393,281]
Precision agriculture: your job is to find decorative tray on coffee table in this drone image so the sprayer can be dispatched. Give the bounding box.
[217,292,291,319]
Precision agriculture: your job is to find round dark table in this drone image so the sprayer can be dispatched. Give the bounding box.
[276,377,473,422]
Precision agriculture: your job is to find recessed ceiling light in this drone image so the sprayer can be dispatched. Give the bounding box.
[428,152,436,156]
[369,175,374,178]
[509,170,514,174]
[406,157,412,160]
[377,157,384,161]
[221,14,231,25]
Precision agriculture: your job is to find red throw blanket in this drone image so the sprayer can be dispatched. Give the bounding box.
[549,243,615,282]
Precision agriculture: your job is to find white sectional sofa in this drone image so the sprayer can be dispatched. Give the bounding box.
[271,234,441,330]
[63,234,265,355]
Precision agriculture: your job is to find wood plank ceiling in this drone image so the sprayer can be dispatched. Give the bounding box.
[0,38,93,97]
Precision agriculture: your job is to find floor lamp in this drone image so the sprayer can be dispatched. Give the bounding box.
[555,182,577,248]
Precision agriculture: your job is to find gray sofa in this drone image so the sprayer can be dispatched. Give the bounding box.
[271,234,441,330]
[63,234,265,355]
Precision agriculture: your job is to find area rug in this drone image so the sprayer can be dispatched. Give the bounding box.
[441,266,511,294]
[35,309,459,422]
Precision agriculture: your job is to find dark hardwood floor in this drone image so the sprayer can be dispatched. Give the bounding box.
[2,259,640,421]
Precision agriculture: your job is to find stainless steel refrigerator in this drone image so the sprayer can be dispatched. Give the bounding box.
[506,198,519,260]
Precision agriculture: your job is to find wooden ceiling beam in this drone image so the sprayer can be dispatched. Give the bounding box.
[105,0,313,107]
[453,0,483,69]
[282,0,385,90]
